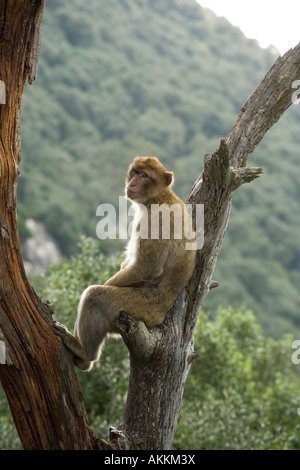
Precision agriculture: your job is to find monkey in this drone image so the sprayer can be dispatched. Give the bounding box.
[54,157,196,370]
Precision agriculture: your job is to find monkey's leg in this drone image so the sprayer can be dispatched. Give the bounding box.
[54,284,169,369]
[53,321,99,371]
[103,285,170,328]
[54,286,122,370]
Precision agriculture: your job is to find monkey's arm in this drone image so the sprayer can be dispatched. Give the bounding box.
[104,266,151,287]
[105,246,169,287]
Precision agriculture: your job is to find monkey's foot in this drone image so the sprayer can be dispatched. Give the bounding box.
[53,321,95,371]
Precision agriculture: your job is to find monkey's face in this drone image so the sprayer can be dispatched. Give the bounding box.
[125,157,173,204]
[126,169,152,203]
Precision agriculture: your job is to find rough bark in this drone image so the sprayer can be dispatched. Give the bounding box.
[0,0,299,451]
[0,0,106,450]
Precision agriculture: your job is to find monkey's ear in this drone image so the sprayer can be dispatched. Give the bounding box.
[165,171,173,186]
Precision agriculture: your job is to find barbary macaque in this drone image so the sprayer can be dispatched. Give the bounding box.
[54,157,196,370]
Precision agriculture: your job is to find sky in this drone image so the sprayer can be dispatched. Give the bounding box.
[196,0,300,55]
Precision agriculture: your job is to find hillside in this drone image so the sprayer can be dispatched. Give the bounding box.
[19,0,300,337]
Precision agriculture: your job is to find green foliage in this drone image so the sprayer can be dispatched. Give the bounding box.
[0,390,22,449]
[41,236,120,320]
[175,306,300,450]
[18,0,300,335]
[35,243,300,448]
[19,0,275,249]
[0,238,128,448]
[204,121,300,338]
[1,241,300,449]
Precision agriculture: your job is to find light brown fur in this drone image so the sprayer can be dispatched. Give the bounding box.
[54,157,196,370]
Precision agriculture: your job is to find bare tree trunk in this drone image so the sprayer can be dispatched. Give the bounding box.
[0,0,299,450]
[0,0,106,450]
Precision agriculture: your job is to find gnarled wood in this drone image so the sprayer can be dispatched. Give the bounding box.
[111,44,300,449]
[0,0,106,450]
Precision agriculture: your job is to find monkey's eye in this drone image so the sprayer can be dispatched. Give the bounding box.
[140,172,148,178]
[129,170,137,179]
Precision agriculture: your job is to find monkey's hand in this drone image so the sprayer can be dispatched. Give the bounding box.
[53,321,71,338]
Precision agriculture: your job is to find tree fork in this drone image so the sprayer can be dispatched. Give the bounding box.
[108,44,300,449]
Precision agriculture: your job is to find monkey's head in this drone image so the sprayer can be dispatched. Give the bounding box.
[125,156,174,204]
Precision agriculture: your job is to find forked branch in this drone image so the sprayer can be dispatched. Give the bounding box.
[101,43,300,449]
[114,43,300,449]
[185,43,300,325]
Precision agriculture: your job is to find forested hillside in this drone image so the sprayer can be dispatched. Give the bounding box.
[19,0,300,337]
